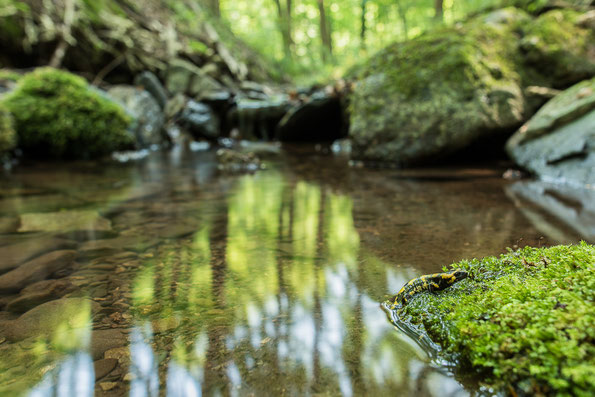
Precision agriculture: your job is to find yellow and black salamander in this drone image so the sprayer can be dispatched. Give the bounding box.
[390,269,468,308]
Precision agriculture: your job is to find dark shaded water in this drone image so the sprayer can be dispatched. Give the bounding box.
[0,146,591,397]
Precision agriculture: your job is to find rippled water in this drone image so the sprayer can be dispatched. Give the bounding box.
[0,146,591,397]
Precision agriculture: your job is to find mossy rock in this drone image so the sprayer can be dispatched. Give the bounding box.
[520,9,595,88]
[349,8,528,164]
[1,67,133,159]
[387,242,595,395]
[0,103,17,155]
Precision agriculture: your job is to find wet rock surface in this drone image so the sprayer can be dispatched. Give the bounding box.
[107,85,166,148]
[506,78,595,187]
[178,100,219,140]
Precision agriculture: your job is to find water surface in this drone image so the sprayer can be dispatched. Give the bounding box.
[0,147,590,396]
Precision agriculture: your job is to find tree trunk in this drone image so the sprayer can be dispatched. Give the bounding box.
[395,0,409,40]
[434,0,444,21]
[360,0,367,49]
[317,0,333,61]
[205,0,220,18]
[273,0,294,59]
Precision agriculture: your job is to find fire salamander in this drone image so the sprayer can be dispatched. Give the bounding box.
[390,269,468,308]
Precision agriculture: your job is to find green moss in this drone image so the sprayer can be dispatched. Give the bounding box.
[0,103,17,154]
[520,9,595,87]
[1,67,133,159]
[0,69,21,82]
[395,242,595,395]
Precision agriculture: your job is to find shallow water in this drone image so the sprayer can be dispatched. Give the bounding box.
[0,146,591,397]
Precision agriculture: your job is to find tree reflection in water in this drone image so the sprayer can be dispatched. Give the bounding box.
[124,171,465,396]
[14,171,465,396]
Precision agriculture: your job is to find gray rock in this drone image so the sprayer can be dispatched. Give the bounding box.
[134,71,168,109]
[0,237,77,274]
[0,250,77,293]
[107,85,165,148]
[506,78,595,187]
[91,329,128,360]
[179,100,219,140]
[5,279,78,313]
[4,298,100,342]
[164,93,187,119]
[18,210,111,233]
[165,59,223,97]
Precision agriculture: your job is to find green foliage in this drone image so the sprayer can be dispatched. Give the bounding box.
[1,67,133,159]
[0,102,16,154]
[220,0,503,81]
[399,242,595,395]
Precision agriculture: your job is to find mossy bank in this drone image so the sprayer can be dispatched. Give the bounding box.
[389,242,595,396]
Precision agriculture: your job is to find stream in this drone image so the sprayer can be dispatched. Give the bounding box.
[0,145,591,397]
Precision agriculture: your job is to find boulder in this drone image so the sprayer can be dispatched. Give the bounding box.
[179,100,219,140]
[277,92,345,142]
[2,68,133,159]
[18,210,112,233]
[506,78,595,187]
[165,59,224,97]
[107,85,166,148]
[134,71,168,109]
[0,236,77,274]
[5,279,78,313]
[519,9,595,89]
[0,250,77,293]
[349,8,528,165]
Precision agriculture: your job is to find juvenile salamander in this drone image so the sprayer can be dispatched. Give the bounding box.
[390,269,468,308]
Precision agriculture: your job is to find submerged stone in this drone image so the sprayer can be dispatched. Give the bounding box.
[0,250,77,293]
[18,210,112,233]
[5,279,78,313]
[0,237,77,274]
[2,298,98,342]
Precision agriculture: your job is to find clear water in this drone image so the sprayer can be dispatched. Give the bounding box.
[0,146,590,397]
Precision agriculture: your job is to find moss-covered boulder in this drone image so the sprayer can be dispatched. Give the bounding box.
[349,6,595,165]
[1,68,133,159]
[520,9,595,88]
[0,103,17,155]
[349,8,528,164]
[386,242,595,395]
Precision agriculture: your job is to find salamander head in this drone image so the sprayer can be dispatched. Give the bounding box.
[451,269,468,281]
